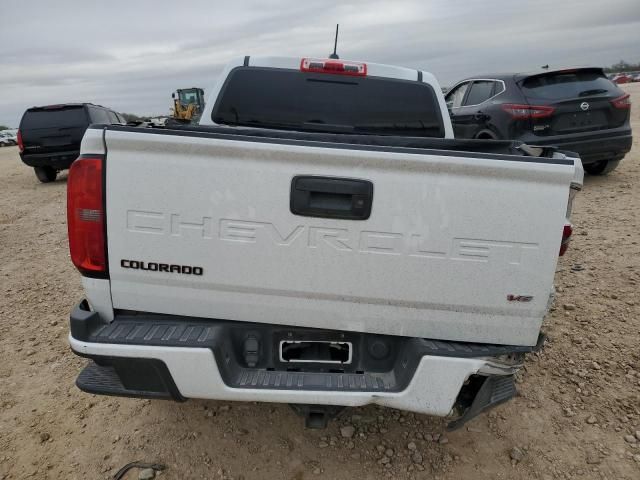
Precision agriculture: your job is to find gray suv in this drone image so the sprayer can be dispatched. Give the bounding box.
[445,67,632,174]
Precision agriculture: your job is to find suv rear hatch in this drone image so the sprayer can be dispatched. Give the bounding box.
[518,68,629,136]
[20,105,89,155]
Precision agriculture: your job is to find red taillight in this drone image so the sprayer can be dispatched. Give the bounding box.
[501,104,555,119]
[300,58,367,76]
[611,93,631,109]
[67,156,107,277]
[559,224,573,256]
[17,129,24,152]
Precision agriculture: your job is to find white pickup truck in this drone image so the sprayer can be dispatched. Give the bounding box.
[67,56,583,428]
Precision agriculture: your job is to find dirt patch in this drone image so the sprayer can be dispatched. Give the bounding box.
[1,84,639,480]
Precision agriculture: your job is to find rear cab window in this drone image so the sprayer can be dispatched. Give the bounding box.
[212,67,445,137]
[21,106,88,130]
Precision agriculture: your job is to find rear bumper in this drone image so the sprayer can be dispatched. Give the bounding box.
[522,129,632,164]
[69,301,542,426]
[20,150,79,169]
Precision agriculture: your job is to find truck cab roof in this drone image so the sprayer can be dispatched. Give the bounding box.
[244,56,433,82]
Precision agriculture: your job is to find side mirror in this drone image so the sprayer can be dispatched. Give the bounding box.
[171,93,175,99]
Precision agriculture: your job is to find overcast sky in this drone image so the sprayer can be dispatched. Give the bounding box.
[1,0,638,126]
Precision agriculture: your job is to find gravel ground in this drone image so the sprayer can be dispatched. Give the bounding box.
[1,83,639,480]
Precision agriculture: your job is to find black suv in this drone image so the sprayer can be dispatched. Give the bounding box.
[445,68,632,174]
[18,103,125,182]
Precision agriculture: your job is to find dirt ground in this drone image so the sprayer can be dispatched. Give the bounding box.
[1,84,639,480]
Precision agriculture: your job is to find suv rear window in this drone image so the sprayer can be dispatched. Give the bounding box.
[521,70,616,100]
[21,107,87,129]
[213,67,445,137]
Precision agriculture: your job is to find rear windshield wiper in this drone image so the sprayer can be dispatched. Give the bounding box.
[578,88,608,97]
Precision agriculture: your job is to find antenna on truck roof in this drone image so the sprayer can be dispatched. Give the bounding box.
[329,24,340,59]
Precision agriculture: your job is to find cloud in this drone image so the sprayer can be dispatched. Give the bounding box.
[0,0,638,126]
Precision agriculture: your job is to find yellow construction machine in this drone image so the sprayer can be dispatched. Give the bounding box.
[170,88,205,123]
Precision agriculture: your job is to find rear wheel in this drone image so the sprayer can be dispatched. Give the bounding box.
[583,159,621,175]
[34,166,57,183]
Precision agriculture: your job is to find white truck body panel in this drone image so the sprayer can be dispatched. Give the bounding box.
[91,127,579,347]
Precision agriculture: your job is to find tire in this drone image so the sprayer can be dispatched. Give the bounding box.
[34,166,57,183]
[583,159,621,175]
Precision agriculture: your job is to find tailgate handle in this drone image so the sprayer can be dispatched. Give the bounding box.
[290,176,373,220]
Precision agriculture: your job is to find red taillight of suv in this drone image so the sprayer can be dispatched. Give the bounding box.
[611,93,631,109]
[67,156,108,277]
[501,104,555,119]
[17,129,24,152]
[559,224,573,256]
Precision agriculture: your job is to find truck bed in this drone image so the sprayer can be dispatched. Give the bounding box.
[88,124,580,346]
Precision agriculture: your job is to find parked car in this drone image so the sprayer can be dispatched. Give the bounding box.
[67,55,583,429]
[631,73,640,83]
[445,67,632,175]
[612,73,632,84]
[18,103,126,182]
[0,131,17,146]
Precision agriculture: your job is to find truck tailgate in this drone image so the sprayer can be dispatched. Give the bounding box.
[102,127,578,346]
